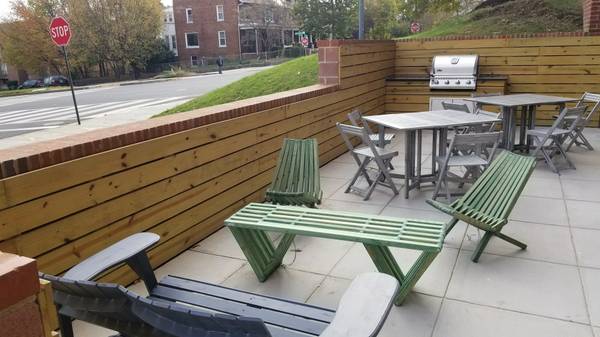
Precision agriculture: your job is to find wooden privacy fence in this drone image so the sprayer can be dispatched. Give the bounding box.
[0,40,394,288]
[393,34,600,125]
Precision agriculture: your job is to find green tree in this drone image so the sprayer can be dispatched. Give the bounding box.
[293,0,358,39]
[365,0,401,39]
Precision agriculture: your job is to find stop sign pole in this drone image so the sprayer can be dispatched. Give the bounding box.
[49,17,80,125]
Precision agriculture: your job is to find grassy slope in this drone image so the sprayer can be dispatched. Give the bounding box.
[411,0,582,38]
[158,54,318,116]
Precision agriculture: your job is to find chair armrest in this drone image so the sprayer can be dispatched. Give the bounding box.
[320,273,399,337]
[64,233,160,290]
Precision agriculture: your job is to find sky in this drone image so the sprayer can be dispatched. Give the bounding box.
[0,0,173,19]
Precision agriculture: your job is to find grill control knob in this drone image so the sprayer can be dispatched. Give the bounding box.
[444,80,450,85]
[466,80,472,85]
[455,80,461,85]
[434,80,439,84]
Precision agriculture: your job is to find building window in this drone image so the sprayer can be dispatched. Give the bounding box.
[186,8,193,23]
[216,5,224,21]
[218,31,227,47]
[168,13,174,22]
[191,56,199,66]
[185,32,199,48]
[171,35,177,50]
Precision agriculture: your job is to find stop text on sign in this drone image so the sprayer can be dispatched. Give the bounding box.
[49,17,72,47]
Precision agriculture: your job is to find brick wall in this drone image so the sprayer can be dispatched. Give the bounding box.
[318,40,340,85]
[584,0,600,34]
[174,0,241,64]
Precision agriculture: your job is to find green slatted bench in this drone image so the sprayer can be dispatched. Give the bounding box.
[265,138,322,207]
[225,203,446,305]
[427,150,537,263]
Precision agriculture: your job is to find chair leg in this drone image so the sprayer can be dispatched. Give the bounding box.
[381,159,399,195]
[363,171,381,200]
[555,140,576,169]
[577,130,594,151]
[58,311,74,337]
[494,231,527,250]
[444,218,459,237]
[540,146,559,174]
[471,231,494,263]
[346,159,370,193]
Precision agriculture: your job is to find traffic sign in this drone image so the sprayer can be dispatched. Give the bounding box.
[301,36,309,47]
[49,17,72,47]
[410,22,421,34]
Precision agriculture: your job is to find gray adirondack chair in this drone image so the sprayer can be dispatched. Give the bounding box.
[347,109,396,147]
[527,106,587,174]
[40,233,399,337]
[336,123,399,200]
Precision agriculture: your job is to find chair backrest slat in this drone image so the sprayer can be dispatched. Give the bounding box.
[576,92,600,122]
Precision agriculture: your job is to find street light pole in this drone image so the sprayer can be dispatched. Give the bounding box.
[358,0,365,39]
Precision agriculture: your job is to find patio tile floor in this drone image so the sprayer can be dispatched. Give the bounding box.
[73,129,600,337]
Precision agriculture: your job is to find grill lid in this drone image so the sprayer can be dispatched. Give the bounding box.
[430,55,479,90]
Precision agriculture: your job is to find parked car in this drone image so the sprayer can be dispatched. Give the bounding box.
[44,75,69,86]
[18,79,43,89]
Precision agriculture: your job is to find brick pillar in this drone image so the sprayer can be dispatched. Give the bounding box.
[0,253,45,337]
[583,0,600,34]
[318,40,340,86]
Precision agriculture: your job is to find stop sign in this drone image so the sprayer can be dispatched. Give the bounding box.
[49,17,72,47]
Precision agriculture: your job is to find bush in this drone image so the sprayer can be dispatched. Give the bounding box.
[7,81,18,90]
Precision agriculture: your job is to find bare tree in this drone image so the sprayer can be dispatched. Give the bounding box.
[239,0,295,58]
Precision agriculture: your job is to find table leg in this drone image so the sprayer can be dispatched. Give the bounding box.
[417,129,422,190]
[404,131,411,199]
[432,129,437,176]
[363,243,439,306]
[229,227,295,282]
[527,105,536,152]
[378,125,386,148]
[519,105,527,148]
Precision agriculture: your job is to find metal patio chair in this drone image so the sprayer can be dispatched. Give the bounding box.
[433,131,502,200]
[336,123,399,200]
[527,106,587,174]
[562,92,600,151]
[347,109,396,147]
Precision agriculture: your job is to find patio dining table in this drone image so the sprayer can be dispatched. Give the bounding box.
[363,110,501,199]
[464,94,578,150]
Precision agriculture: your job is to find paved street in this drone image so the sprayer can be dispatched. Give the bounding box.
[0,67,267,141]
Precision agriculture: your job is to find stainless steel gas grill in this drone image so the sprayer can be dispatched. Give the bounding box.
[429,55,479,90]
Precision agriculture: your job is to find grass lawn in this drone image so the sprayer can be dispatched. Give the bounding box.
[157,54,318,116]
[0,86,70,97]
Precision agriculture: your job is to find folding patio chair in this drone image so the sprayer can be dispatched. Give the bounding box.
[347,109,396,147]
[433,131,502,200]
[336,123,399,200]
[563,92,600,151]
[527,106,587,174]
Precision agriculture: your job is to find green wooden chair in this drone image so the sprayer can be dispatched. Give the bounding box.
[427,151,536,262]
[265,138,322,207]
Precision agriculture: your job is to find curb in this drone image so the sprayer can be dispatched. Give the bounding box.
[0,86,92,98]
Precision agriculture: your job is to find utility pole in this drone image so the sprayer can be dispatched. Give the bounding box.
[358,0,365,39]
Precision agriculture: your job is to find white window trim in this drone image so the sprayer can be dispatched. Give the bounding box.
[186,8,193,23]
[185,32,200,48]
[216,5,224,22]
[191,56,199,66]
[218,31,227,48]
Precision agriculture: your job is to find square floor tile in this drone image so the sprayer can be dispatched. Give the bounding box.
[572,228,600,268]
[522,177,563,199]
[329,179,399,205]
[192,227,246,260]
[320,177,348,198]
[581,268,600,327]
[433,299,593,337]
[562,179,600,202]
[386,189,438,211]
[567,200,600,230]
[319,199,384,215]
[461,221,576,265]
[378,293,442,337]
[282,236,354,275]
[510,196,569,226]
[72,321,116,337]
[329,244,459,297]
[306,276,353,309]
[154,250,246,284]
[561,165,600,182]
[222,264,325,302]
[447,251,589,323]
[320,162,358,179]
[594,327,600,337]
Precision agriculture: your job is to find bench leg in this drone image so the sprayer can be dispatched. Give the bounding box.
[494,231,527,250]
[363,244,439,306]
[471,231,493,262]
[229,227,295,282]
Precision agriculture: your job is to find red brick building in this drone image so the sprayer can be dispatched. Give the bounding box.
[173,0,298,66]
[173,0,242,66]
